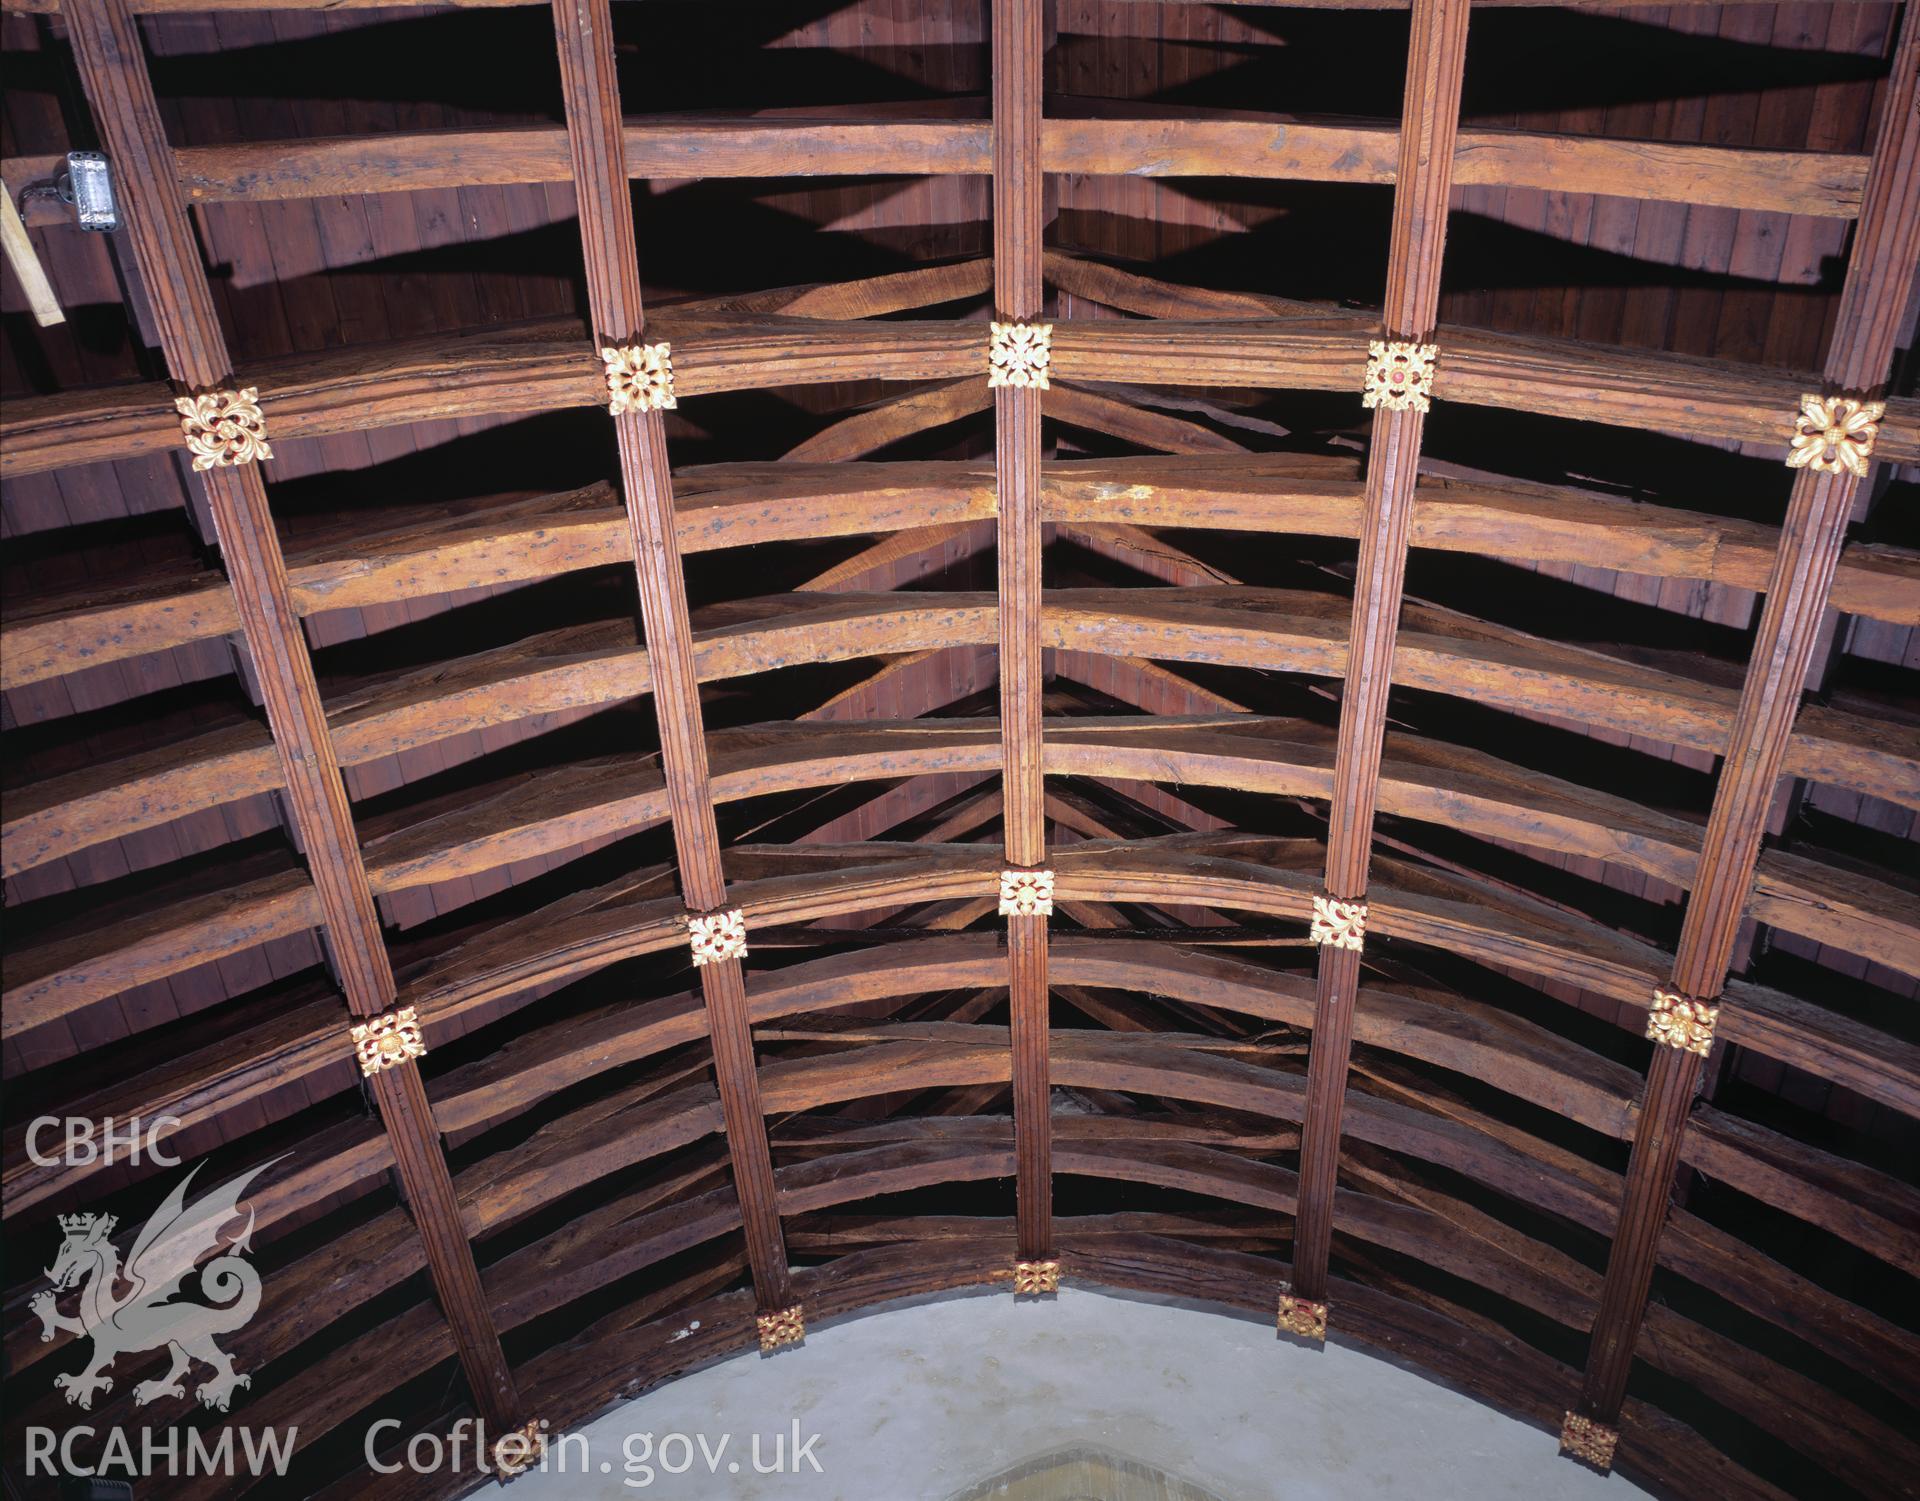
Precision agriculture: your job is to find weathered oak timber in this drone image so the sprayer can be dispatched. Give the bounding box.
[6,1,1916,1489]
[2,116,1868,218]
[8,457,1913,700]
[147,1105,1910,1497]
[551,0,791,1312]
[1295,0,1469,1309]
[60,0,521,1435]
[11,693,1917,1043]
[28,828,1916,1137]
[12,943,1914,1429]
[992,0,1051,1263]
[12,724,1914,1224]
[15,582,1913,892]
[9,312,1918,479]
[149,1132,1917,1499]
[1575,4,1920,1440]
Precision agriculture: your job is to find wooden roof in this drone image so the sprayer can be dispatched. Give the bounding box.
[1,1,1916,1497]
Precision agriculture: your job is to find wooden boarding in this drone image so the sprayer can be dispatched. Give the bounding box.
[4,0,1914,1494]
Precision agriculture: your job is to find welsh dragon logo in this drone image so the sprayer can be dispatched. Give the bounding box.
[31,1159,279,1412]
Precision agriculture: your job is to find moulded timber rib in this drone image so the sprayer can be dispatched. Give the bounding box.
[4,4,1914,1499]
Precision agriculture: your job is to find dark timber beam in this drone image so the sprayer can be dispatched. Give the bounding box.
[2,117,1870,219]
[60,0,521,1436]
[7,456,1917,699]
[992,0,1051,1266]
[1292,0,1470,1314]
[0,0,1894,14]
[9,312,1920,480]
[1572,2,1920,1460]
[549,0,793,1316]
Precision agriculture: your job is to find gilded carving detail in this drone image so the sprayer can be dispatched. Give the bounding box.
[1646,987,1717,1057]
[999,869,1055,918]
[757,1304,805,1352]
[1362,339,1437,414]
[602,341,677,415]
[351,1005,426,1077]
[1559,1411,1617,1470]
[988,320,1052,390]
[491,1420,547,1479]
[176,387,273,470]
[1310,895,1367,952]
[1277,1291,1328,1341]
[1013,1259,1061,1295]
[687,908,748,967]
[1786,393,1884,478]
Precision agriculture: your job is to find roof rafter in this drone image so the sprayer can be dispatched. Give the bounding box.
[1293,0,1471,1311]
[9,306,1918,478]
[60,0,522,1435]
[991,0,1051,1268]
[1573,1,1920,1449]
[548,0,793,1316]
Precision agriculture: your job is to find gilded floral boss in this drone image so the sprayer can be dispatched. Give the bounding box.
[1362,340,1437,414]
[1787,393,1884,478]
[988,321,1051,390]
[351,1006,427,1077]
[602,341,677,415]
[756,1305,805,1352]
[176,387,272,470]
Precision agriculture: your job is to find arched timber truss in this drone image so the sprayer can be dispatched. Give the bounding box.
[1,0,1916,1498]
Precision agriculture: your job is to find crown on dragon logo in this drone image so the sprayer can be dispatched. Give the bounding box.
[58,1212,115,1237]
[36,1159,278,1414]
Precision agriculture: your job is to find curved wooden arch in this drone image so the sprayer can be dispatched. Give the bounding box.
[9,455,1910,699]
[15,950,1911,1495]
[4,6,1913,1497]
[18,924,1910,1298]
[6,311,1919,480]
[10,820,1913,1140]
[311,1234,1785,1501]
[134,1132,1916,1501]
[10,582,1913,884]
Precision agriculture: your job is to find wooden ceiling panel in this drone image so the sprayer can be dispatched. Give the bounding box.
[2,1,1915,1497]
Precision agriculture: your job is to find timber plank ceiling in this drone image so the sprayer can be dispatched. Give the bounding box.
[0,1,1915,1497]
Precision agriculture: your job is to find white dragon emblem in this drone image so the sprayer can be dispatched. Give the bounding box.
[30,1159,278,1413]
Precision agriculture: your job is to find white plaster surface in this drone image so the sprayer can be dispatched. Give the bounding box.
[498,1287,1651,1500]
